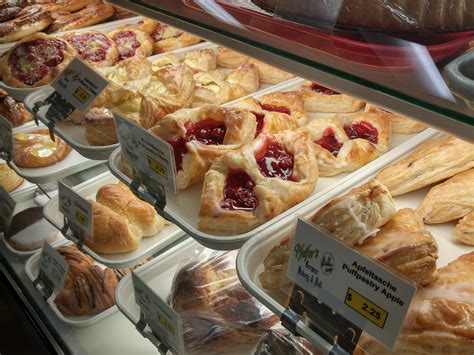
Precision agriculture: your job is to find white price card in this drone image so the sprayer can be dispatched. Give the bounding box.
[0,115,14,160]
[51,58,108,113]
[39,242,69,297]
[287,219,417,349]
[58,181,93,238]
[132,272,185,354]
[0,186,15,232]
[114,113,178,194]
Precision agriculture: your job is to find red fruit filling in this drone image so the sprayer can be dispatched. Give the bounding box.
[310,82,340,95]
[255,139,296,181]
[344,121,378,144]
[252,111,265,137]
[151,23,183,42]
[221,169,258,211]
[259,102,291,115]
[168,136,188,172]
[68,33,111,62]
[315,128,343,157]
[112,30,140,60]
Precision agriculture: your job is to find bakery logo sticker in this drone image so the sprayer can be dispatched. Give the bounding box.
[58,182,93,238]
[287,219,416,349]
[52,58,108,113]
[0,186,15,232]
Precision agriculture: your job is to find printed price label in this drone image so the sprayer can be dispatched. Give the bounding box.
[287,219,416,349]
[38,242,69,298]
[114,113,177,194]
[0,186,15,232]
[51,58,108,113]
[0,116,14,160]
[132,272,185,354]
[58,182,93,238]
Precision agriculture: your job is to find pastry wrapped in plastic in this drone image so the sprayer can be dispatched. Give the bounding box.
[168,251,278,353]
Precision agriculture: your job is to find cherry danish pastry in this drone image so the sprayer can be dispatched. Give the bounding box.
[151,23,202,54]
[64,30,118,67]
[107,27,153,61]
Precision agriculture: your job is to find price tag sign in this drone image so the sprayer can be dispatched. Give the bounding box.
[38,242,69,298]
[58,181,93,238]
[114,113,178,194]
[287,219,417,349]
[132,272,185,354]
[0,116,14,160]
[0,186,15,232]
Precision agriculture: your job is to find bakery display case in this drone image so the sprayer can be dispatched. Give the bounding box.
[0,1,474,355]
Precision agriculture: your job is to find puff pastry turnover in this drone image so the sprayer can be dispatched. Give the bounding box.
[216,47,249,68]
[455,212,474,246]
[183,48,217,73]
[311,180,396,246]
[377,135,474,196]
[257,91,307,126]
[247,58,295,84]
[198,130,317,234]
[226,63,260,101]
[151,23,201,54]
[300,81,365,113]
[192,70,232,107]
[417,168,474,224]
[0,163,23,192]
[356,208,438,286]
[149,105,257,189]
[365,104,427,134]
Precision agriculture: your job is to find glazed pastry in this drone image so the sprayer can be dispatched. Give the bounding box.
[13,129,71,168]
[86,201,142,254]
[183,48,217,72]
[365,104,427,134]
[139,63,195,128]
[149,105,257,189]
[356,209,438,286]
[247,58,294,84]
[257,91,307,125]
[0,33,75,88]
[259,235,292,291]
[304,111,390,176]
[151,53,181,70]
[0,4,23,23]
[311,180,396,246]
[417,169,474,224]
[230,96,300,137]
[192,70,233,107]
[38,0,92,13]
[107,27,153,61]
[84,108,118,146]
[377,135,474,196]
[95,182,166,237]
[455,212,474,246]
[0,89,33,127]
[300,81,365,113]
[216,47,249,68]
[150,22,201,54]
[226,63,260,101]
[47,2,114,33]
[64,30,118,67]
[57,244,94,285]
[356,252,474,355]
[0,6,52,44]
[0,163,23,192]
[198,130,317,234]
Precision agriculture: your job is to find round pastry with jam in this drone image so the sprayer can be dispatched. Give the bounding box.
[0,32,75,88]
[107,27,153,61]
[64,30,119,68]
[151,22,201,54]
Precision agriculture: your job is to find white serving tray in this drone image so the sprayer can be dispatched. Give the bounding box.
[236,132,470,353]
[108,78,440,250]
[23,42,290,161]
[25,239,117,327]
[43,170,186,268]
[0,16,143,101]
[7,123,103,184]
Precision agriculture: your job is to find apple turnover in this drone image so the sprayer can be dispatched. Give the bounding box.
[365,104,427,134]
[149,106,257,189]
[139,63,195,128]
[377,135,474,196]
[198,130,317,234]
[13,129,71,168]
[300,81,365,113]
[304,111,390,176]
[455,212,474,246]
[311,180,396,246]
[0,163,23,192]
[417,168,474,224]
[356,208,438,286]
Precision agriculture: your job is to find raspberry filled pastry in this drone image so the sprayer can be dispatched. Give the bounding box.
[151,23,202,54]
[107,27,153,61]
[300,81,365,113]
[256,91,307,125]
[304,111,390,176]
[198,130,317,234]
[149,106,257,189]
[64,30,118,68]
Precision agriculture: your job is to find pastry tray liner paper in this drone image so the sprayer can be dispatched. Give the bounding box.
[0,16,143,101]
[23,42,290,161]
[42,170,186,268]
[115,237,268,354]
[108,77,440,250]
[236,132,470,349]
[7,123,103,185]
[25,239,117,327]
